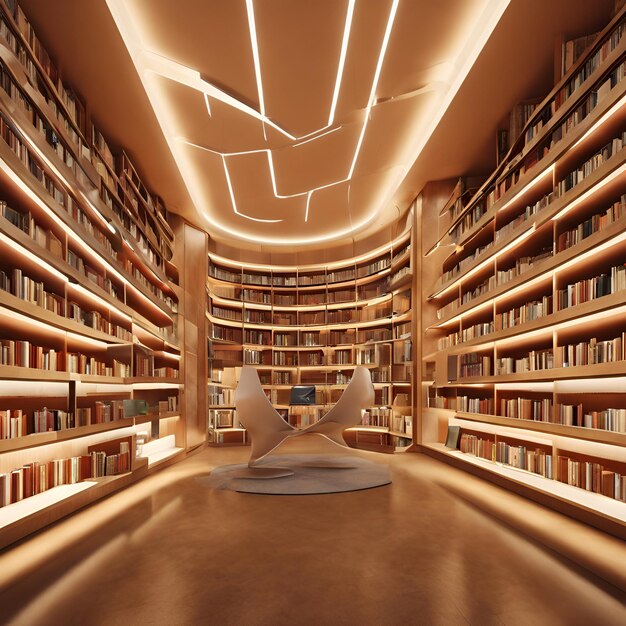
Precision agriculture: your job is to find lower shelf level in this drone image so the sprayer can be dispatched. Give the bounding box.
[420,441,626,540]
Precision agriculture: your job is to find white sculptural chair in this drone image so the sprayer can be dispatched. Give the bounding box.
[234,365,375,469]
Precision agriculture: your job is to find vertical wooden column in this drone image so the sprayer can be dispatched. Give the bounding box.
[411,198,422,446]
[412,180,458,449]
[171,216,208,450]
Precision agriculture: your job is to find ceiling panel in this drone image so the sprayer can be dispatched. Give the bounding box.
[18,0,618,251]
[333,0,395,120]
[125,0,259,109]
[271,121,364,196]
[255,0,348,137]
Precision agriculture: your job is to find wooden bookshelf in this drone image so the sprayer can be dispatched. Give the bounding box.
[207,219,415,452]
[0,0,185,548]
[418,7,626,539]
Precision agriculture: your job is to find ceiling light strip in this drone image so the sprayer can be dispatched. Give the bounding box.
[328,0,355,127]
[221,154,281,223]
[246,0,266,117]
[348,0,399,179]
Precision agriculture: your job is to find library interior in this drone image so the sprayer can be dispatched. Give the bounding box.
[0,0,625,623]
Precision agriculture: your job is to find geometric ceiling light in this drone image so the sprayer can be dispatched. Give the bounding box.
[106,0,511,246]
[180,0,397,225]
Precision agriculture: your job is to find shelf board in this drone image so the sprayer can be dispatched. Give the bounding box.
[0,466,148,550]
[453,411,626,447]
[0,365,70,382]
[457,361,626,385]
[124,376,180,385]
[421,442,626,534]
[389,430,412,439]
[345,426,390,433]
[0,416,137,453]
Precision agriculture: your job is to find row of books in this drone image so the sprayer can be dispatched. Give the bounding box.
[210,256,401,289]
[499,295,552,329]
[557,263,626,309]
[557,455,626,501]
[134,354,154,377]
[0,0,175,294]
[208,388,235,406]
[0,120,170,314]
[0,399,150,440]
[558,334,625,367]
[495,192,553,242]
[361,408,392,428]
[499,397,553,421]
[1,200,64,258]
[66,354,130,377]
[0,442,131,508]
[0,268,65,316]
[556,196,626,253]
[67,249,119,300]
[459,354,491,378]
[496,250,552,286]
[557,404,626,432]
[153,366,178,378]
[449,28,624,248]
[456,432,625,501]
[557,132,626,196]
[555,20,625,110]
[391,414,412,435]
[495,349,554,375]
[0,339,60,370]
[457,396,494,414]
[443,242,493,283]
[209,409,236,429]
[438,321,494,350]
[273,371,291,385]
[461,275,496,306]
[461,433,554,479]
[551,59,626,152]
[0,13,85,156]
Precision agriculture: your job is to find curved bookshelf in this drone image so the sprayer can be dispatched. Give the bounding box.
[207,227,414,451]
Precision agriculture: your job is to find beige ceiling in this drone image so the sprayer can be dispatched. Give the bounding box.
[20,0,616,253]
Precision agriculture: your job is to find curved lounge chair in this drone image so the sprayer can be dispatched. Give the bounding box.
[234,366,375,467]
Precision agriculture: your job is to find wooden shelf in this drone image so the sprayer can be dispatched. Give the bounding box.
[208,230,414,449]
[0,0,184,549]
[419,7,626,540]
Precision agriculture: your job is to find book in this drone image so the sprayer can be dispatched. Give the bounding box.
[445,425,461,449]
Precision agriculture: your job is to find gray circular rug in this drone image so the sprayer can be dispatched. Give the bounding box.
[200,454,391,495]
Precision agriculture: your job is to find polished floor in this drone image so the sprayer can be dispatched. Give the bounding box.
[0,439,625,625]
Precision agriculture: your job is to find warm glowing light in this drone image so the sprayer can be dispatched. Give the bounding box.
[551,163,626,221]
[68,283,132,322]
[430,226,536,299]
[328,0,355,126]
[292,127,342,147]
[245,0,266,118]
[497,165,554,214]
[0,231,68,282]
[208,229,410,270]
[221,154,281,223]
[348,0,399,180]
[66,331,110,348]
[573,93,626,149]
[106,0,508,245]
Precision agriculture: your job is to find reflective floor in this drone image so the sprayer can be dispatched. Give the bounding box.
[0,439,625,625]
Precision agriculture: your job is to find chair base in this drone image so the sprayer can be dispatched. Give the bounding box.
[232,467,295,479]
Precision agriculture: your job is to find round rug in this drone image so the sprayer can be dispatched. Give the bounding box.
[200,454,391,495]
